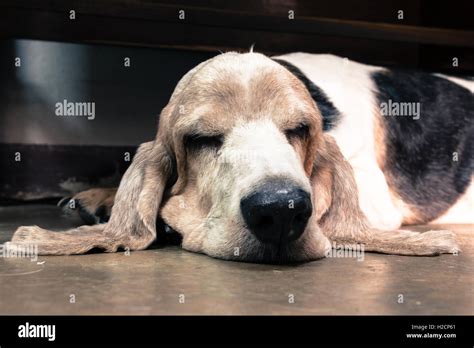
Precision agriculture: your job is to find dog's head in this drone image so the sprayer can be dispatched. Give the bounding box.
[110,52,353,263]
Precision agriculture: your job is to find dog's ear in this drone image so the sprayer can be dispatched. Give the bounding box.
[311,134,369,239]
[310,134,334,221]
[7,139,173,255]
[103,140,173,249]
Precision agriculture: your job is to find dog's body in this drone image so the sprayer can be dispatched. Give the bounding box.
[274,53,474,230]
[6,52,472,263]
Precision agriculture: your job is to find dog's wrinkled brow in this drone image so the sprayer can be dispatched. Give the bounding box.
[175,106,235,137]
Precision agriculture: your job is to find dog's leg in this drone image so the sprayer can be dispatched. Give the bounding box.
[59,188,117,224]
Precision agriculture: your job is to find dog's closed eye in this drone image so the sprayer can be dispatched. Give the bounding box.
[285,123,309,141]
[184,133,224,151]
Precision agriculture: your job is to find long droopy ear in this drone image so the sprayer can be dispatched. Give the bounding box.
[314,134,459,256]
[104,140,172,249]
[6,140,172,255]
[311,134,369,239]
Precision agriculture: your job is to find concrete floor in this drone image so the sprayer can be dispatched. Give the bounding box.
[0,204,472,315]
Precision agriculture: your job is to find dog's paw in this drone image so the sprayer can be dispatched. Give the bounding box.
[58,188,117,224]
[419,230,460,255]
[11,225,47,243]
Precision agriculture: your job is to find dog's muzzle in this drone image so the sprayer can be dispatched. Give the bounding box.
[240,179,312,246]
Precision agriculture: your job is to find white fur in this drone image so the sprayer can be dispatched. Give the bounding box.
[226,119,310,197]
[432,181,474,224]
[435,74,474,93]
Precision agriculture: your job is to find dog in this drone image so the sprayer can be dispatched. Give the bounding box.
[6,52,472,263]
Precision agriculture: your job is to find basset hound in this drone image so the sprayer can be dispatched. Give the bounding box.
[6,52,472,263]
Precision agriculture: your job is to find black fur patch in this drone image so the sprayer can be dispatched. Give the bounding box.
[156,218,183,245]
[273,58,340,131]
[373,69,473,221]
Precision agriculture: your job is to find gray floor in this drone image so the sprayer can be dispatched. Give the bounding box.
[0,204,472,315]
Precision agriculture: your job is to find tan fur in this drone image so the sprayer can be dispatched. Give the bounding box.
[66,188,117,220]
[373,107,386,169]
[73,188,117,211]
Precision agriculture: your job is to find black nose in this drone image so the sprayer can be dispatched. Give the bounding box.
[240,179,312,245]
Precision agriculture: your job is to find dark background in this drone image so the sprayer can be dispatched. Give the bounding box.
[0,0,473,201]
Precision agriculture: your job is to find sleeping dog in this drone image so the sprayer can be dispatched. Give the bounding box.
[6,52,472,263]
